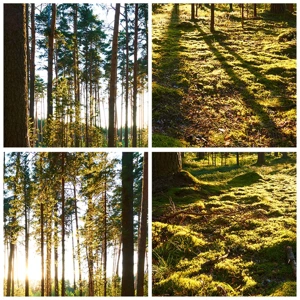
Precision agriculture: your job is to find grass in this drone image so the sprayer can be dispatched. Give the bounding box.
[152,153,296,296]
[152,4,296,147]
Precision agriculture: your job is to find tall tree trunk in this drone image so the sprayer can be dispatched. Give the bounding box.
[46,214,52,296]
[71,216,76,293]
[132,4,138,147]
[4,4,29,147]
[103,175,107,296]
[73,4,80,147]
[54,201,59,296]
[61,153,66,296]
[236,153,240,166]
[41,203,45,296]
[108,4,120,147]
[253,4,257,17]
[74,184,83,296]
[24,198,30,296]
[30,4,35,126]
[47,4,56,119]
[124,5,129,147]
[137,152,148,296]
[121,152,134,296]
[6,242,15,296]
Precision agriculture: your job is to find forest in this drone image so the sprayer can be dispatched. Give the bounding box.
[152,152,296,296]
[3,152,148,296]
[4,4,148,147]
[152,4,296,147]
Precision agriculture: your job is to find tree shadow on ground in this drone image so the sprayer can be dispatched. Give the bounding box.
[152,5,186,138]
[195,25,294,146]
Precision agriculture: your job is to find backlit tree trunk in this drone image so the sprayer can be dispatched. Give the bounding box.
[132,4,138,147]
[137,153,148,296]
[108,4,120,147]
[121,152,134,295]
[47,4,56,119]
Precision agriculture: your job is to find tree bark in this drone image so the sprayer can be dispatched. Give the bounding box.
[137,153,148,296]
[74,183,83,296]
[108,4,120,147]
[257,153,266,165]
[73,4,80,147]
[41,203,45,296]
[121,152,134,295]
[4,4,29,147]
[124,5,129,147]
[30,4,35,125]
[61,152,66,296]
[270,4,286,14]
[132,4,138,147]
[153,152,182,180]
[210,4,215,32]
[47,4,56,119]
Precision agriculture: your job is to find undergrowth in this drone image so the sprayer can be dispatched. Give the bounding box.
[152,153,296,296]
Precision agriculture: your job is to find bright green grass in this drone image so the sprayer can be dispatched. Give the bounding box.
[152,4,296,147]
[152,153,296,296]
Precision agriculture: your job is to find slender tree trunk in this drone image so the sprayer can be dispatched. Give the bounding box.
[30,4,35,126]
[4,4,29,147]
[61,153,66,296]
[103,176,107,296]
[74,184,83,296]
[46,207,52,297]
[132,4,138,147]
[6,242,15,296]
[191,4,195,20]
[210,4,215,32]
[125,5,129,147]
[47,4,56,119]
[71,216,76,293]
[24,185,30,296]
[137,153,148,296]
[241,4,244,27]
[54,202,59,296]
[41,203,45,296]
[253,4,257,17]
[121,152,134,296]
[108,4,120,147]
[73,4,80,147]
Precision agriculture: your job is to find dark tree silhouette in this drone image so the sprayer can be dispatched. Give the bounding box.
[4,4,29,147]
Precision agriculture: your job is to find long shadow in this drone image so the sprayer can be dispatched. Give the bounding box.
[152,4,185,137]
[195,25,293,146]
[216,31,296,108]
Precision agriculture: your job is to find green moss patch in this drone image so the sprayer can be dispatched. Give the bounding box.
[153,153,296,296]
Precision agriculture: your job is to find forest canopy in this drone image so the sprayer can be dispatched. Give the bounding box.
[4,4,148,147]
[3,152,148,296]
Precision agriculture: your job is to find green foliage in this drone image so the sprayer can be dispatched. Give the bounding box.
[153,153,296,296]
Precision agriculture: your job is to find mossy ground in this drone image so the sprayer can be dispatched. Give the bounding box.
[152,4,296,147]
[152,153,296,296]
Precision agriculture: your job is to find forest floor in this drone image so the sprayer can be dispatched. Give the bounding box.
[152,4,296,147]
[152,154,296,296]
